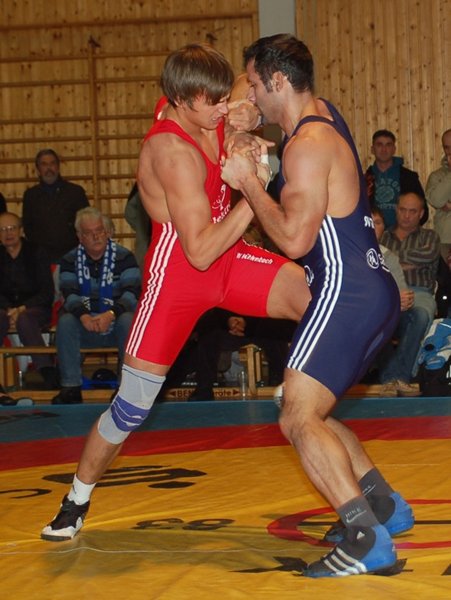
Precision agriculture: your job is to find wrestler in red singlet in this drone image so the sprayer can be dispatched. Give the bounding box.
[126,114,289,366]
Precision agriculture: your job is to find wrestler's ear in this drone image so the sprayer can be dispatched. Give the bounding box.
[272,71,286,93]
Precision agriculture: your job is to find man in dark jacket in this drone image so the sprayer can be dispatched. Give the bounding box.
[0,211,57,389]
[366,129,428,227]
[22,149,89,263]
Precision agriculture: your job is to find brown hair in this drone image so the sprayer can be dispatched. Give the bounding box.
[161,43,235,108]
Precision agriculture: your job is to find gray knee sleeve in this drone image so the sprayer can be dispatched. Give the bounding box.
[98,365,165,444]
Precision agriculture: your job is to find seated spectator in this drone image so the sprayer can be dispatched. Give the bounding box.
[379,193,441,395]
[426,128,451,263]
[0,193,6,213]
[188,308,295,401]
[22,149,89,263]
[366,129,427,227]
[52,207,141,404]
[0,211,58,389]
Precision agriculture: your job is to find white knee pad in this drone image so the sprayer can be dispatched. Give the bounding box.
[98,365,165,444]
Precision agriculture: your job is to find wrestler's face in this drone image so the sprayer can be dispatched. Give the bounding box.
[245,60,277,124]
[396,193,424,233]
[187,95,229,129]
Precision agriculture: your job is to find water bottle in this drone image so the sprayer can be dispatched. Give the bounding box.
[238,369,248,400]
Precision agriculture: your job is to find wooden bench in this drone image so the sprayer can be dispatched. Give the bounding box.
[0,345,118,390]
[0,342,260,396]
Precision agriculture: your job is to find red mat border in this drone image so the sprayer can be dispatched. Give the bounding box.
[1,416,451,471]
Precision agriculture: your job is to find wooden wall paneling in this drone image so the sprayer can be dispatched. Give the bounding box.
[296,0,450,187]
[349,1,370,165]
[405,0,422,174]
[430,0,449,170]
[1,2,259,251]
[88,38,100,208]
[297,0,317,58]
[384,1,401,147]
[327,0,341,101]
[432,2,446,168]
[311,2,327,96]
[417,0,435,183]
[390,0,409,174]
[335,3,354,138]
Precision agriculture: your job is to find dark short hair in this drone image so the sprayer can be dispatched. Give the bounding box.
[243,34,314,93]
[161,43,235,108]
[35,149,60,168]
[372,130,396,144]
[397,192,425,209]
[370,204,385,221]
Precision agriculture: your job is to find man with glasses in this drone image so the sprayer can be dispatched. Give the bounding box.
[52,207,141,404]
[0,211,57,393]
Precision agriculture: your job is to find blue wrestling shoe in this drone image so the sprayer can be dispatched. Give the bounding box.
[304,524,397,578]
[324,492,414,543]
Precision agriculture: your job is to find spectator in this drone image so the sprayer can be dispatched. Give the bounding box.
[52,207,141,404]
[366,129,427,227]
[379,193,441,394]
[426,128,451,263]
[0,211,58,389]
[22,149,89,263]
[369,207,417,395]
[0,193,6,213]
[188,308,295,401]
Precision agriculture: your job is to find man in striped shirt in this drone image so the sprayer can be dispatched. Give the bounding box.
[380,192,441,395]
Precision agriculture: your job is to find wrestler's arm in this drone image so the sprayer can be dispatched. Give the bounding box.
[150,135,254,271]
[221,133,329,259]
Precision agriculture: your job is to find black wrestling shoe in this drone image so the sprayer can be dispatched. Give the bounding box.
[304,524,396,578]
[324,492,414,543]
[41,494,90,541]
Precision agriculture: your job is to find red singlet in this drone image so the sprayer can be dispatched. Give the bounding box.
[126,117,289,365]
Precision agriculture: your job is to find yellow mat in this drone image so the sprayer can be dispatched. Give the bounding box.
[2,438,451,599]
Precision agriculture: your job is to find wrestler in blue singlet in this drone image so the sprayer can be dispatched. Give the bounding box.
[282,100,400,397]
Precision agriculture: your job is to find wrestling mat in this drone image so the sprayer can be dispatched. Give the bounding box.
[1,397,451,599]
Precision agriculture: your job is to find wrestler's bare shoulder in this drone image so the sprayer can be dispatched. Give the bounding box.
[140,130,204,171]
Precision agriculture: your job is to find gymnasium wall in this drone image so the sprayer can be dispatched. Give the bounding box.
[0,1,258,250]
[297,0,451,184]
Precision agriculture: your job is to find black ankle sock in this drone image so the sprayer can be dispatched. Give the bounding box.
[359,468,394,497]
[337,495,379,529]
